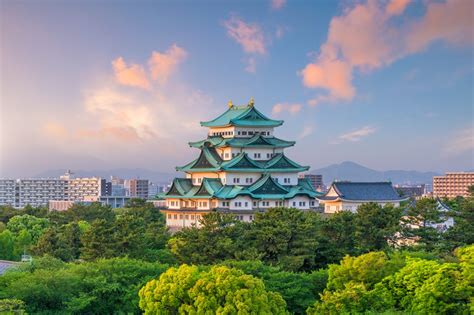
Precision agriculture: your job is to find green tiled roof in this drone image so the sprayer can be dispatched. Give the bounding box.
[165,174,323,200]
[200,104,283,127]
[189,135,295,149]
[176,151,309,173]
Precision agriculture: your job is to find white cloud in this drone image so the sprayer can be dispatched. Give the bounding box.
[444,127,474,156]
[148,44,188,84]
[336,126,376,143]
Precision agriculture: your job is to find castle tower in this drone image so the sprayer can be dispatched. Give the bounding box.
[162,99,321,228]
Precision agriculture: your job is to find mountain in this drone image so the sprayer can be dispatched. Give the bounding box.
[34,168,175,184]
[311,161,440,185]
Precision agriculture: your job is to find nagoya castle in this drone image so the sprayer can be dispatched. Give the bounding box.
[163,98,321,228]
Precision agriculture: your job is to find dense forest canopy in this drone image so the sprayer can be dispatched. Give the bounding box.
[0,188,473,314]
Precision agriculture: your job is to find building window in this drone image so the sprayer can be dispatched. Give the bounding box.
[185,215,189,220]
[179,215,183,219]
[174,214,177,219]
[253,201,257,207]
[233,178,240,184]
[254,153,261,158]
[248,131,254,135]
[249,215,253,220]
[198,178,202,183]
[292,202,296,206]
[284,178,290,184]
[311,201,315,206]
[235,202,242,207]
[245,178,253,184]
[244,202,248,207]
[238,131,241,135]
[167,214,171,219]
[191,215,195,220]
[267,153,271,159]
[242,131,247,135]
[225,153,229,159]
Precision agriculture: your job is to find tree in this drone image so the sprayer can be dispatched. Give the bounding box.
[80,219,118,260]
[139,265,287,314]
[33,222,82,261]
[0,230,15,260]
[222,260,328,314]
[168,212,246,265]
[245,207,320,271]
[0,299,27,314]
[443,187,474,250]
[354,203,402,252]
[0,257,169,314]
[6,214,49,242]
[403,198,442,250]
[314,211,357,267]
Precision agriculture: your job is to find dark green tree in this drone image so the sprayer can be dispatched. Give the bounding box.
[80,219,118,260]
[354,203,402,252]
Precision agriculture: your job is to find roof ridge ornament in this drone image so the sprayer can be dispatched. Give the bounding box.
[248,97,254,107]
[227,100,233,108]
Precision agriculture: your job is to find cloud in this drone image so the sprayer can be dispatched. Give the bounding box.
[337,126,376,143]
[224,16,266,54]
[271,0,286,10]
[301,0,473,105]
[224,16,268,72]
[386,0,411,16]
[148,44,188,83]
[298,125,314,139]
[444,127,474,156]
[245,57,257,73]
[272,102,302,115]
[112,57,150,89]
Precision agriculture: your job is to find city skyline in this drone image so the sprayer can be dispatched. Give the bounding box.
[1,0,473,178]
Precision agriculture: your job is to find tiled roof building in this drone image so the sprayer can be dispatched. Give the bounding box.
[162,99,322,229]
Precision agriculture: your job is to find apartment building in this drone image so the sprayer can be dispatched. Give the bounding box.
[125,179,149,199]
[67,177,108,201]
[0,178,68,208]
[433,172,474,198]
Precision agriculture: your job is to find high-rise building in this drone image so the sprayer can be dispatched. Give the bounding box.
[299,174,324,191]
[162,99,322,229]
[433,172,474,198]
[125,179,149,198]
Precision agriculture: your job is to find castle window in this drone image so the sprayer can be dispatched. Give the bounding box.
[233,178,240,184]
[242,131,247,135]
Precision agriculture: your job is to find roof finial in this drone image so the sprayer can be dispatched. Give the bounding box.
[249,97,254,107]
[227,100,233,108]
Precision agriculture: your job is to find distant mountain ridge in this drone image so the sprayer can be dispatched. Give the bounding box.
[310,161,440,185]
[34,168,175,184]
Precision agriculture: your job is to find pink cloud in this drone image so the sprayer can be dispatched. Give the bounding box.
[386,0,411,16]
[224,16,266,54]
[148,44,188,83]
[271,0,286,10]
[301,0,473,105]
[405,0,473,54]
[272,103,302,115]
[112,57,150,89]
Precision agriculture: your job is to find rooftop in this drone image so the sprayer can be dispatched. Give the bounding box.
[200,101,283,128]
[319,182,406,202]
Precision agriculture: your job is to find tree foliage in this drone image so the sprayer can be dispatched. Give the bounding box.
[139,264,287,314]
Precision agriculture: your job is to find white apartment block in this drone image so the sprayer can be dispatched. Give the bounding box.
[0,176,106,208]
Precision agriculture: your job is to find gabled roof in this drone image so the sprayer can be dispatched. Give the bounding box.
[200,104,283,128]
[165,175,321,200]
[176,147,222,172]
[318,182,406,202]
[248,173,289,195]
[177,151,309,173]
[188,135,295,149]
[166,178,194,196]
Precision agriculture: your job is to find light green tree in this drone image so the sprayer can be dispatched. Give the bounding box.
[139,264,288,314]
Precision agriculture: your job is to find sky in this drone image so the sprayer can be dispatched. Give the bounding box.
[0,0,473,178]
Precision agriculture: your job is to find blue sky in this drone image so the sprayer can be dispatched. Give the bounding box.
[1,0,472,177]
